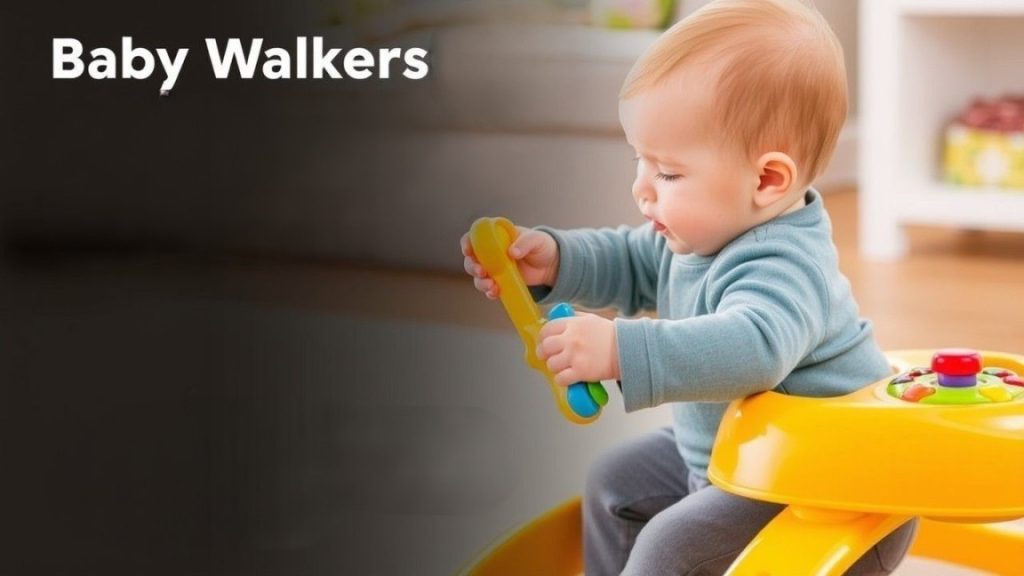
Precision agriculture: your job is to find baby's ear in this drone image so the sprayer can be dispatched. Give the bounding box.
[753,152,797,209]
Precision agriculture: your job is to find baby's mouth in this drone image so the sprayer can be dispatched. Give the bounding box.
[643,212,669,234]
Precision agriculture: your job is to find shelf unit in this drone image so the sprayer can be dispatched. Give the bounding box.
[859,0,1024,260]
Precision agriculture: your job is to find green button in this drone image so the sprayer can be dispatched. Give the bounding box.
[588,382,609,407]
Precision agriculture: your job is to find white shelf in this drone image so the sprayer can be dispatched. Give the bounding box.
[858,0,1024,260]
[898,0,1024,16]
[897,185,1024,232]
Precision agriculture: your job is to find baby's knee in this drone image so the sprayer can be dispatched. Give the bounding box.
[585,428,683,521]
[584,448,628,511]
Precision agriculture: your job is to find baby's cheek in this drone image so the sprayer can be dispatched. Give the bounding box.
[678,213,710,240]
[676,215,722,254]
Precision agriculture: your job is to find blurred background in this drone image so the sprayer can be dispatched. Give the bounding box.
[2,0,1021,574]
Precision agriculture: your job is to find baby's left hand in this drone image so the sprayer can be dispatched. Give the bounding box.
[537,313,620,386]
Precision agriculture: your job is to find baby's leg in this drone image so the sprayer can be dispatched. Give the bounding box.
[584,427,689,576]
[622,484,918,575]
[620,483,784,575]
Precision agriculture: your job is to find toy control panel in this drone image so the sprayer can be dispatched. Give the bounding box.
[887,348,1024,404]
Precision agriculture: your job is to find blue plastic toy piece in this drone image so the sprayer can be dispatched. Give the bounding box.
[547,303,608,419]
[547,303,576,321]
[567,383,601,418]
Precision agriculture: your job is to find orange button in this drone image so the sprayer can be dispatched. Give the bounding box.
[901,384,936,402]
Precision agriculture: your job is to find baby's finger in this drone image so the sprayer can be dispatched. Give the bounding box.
[464,256,487,278]
[553,367,580,387]
[509,229,545,259]
[545,351,571,375]
[539,317,569,339]
[474,277,495,294]
[536,335,564,360]
[460,233,475,258]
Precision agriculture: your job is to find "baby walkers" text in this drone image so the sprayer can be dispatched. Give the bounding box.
[52,37,431,94]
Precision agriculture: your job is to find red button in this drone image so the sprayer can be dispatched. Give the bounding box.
[931,349,982,376]
[1005,375,1024,387]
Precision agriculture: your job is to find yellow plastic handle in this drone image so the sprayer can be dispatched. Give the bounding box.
[726,507,910,575]
[469,217,597,425]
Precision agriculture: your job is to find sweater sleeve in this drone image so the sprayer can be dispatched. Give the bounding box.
[615,242,830,411]
[529,224,662,316]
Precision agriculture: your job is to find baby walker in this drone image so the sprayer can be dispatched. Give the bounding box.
[461,217,1024,576]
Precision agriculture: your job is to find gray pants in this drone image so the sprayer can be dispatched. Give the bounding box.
[584,428,918,575]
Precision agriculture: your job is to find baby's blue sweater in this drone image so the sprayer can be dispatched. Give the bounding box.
[535,189,891,481]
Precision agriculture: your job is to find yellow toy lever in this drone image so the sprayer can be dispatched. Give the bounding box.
[469,217,607,424]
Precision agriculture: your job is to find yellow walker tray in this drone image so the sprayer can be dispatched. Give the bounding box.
[707,348,1024,574]
[460,218,1024,575]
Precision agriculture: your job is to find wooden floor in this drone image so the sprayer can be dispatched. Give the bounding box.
[827,187,1024,354]
[227,187,1024,356]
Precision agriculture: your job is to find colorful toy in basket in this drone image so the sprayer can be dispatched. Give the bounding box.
[589,0,676,29]
[461,348,1024,575]
[468,217,608,424]
[944,95,1024,188]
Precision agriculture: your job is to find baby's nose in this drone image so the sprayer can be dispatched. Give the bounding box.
[632,177,655,204]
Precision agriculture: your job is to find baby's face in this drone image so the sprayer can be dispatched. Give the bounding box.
[619,64,759,256]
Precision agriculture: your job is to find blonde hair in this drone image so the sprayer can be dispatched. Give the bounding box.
[620,0,847,187]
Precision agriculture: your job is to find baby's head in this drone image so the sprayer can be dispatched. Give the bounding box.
[618,0,847,255]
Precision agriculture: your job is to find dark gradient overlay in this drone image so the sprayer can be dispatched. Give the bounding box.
[0,1,526,574]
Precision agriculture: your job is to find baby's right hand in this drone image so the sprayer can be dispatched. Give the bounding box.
[460,226,559,300]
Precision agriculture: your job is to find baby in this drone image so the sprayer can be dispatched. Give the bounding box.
[461,0,917,573]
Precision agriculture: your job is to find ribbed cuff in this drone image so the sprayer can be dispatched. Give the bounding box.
[614,317,654,412]
[533,226,586,305]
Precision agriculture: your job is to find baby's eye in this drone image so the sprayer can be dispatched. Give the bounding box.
[655,172,682,182]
